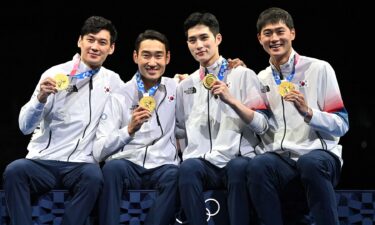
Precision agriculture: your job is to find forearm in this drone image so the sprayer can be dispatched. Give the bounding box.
[93,126,133,162]
[19,97,45,135]
[308,109,349,137]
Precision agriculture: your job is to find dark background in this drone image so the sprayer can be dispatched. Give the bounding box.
[1,1,371,189]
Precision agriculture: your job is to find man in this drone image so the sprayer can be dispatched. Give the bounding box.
[247,7,349,225]
[93,29,179,225]
[176,12,269,225]
[3,16,122,225]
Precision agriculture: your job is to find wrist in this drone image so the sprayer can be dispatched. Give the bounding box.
[303,107,312,123]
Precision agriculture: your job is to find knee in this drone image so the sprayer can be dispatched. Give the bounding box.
[226,157,249,181]
[179,159,202,176]
[179,159,203,184]
[159,165,179,188]
[247,154,277,179]
[3,159,30,183]
[297,155,326,179]
[102,159,128,176]
[81,164,103,189]
[164,165,179,180]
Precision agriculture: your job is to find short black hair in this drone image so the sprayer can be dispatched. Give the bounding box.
[80,16,118,44]
[134,29,170,53]
[256,7,294,33]
[183,12,220,38]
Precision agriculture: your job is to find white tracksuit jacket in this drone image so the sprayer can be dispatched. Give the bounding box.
[258,50,349,163]
[176,56,269,168]
[93,75,179,169]
[19,54,124,163]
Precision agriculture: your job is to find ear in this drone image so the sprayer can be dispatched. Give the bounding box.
[216,33,222,45]
[77,36,82,48]
[257,33,262,44]
[133,50,138,64]
[166,51,171,65]
[290,28,296,41]
[108,43,115,55]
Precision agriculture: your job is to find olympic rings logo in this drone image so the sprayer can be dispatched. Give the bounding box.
[175,198,220,224]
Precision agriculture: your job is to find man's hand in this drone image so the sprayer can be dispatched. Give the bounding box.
[128,107,152,136]
[173,74,189,83]
[211,80,233,104]
[37,77,57,103]
[283,90,312,122]
[228,58,247,69]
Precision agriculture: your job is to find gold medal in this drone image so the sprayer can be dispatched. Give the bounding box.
[202,74,217,90]
[278,81,295,97]
[54,74,70,91]
[139,96,156,112]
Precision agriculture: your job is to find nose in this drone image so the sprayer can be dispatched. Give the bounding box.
[270,32,280,41]
[147,57,158,67]
[90,41,100,51]
[195,39,204,49]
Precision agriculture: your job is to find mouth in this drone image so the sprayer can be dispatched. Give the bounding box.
[270,43,282,50]
[195,51,206,57]
[88,52,100,58]
[146,68,159,75]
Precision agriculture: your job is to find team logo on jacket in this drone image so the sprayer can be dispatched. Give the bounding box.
[260,83,270,93]
[184,87,196,94]
[101,113,108,120]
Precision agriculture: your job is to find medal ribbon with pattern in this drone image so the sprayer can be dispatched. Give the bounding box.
[271,54,299,96]
[54,54,100,91]
[136,72,159,112]
[201,58,228,90]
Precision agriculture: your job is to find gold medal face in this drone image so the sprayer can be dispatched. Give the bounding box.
[278,81,295,97]
[203,74,217,90]
[54,74,70,91]
[139,96,156,112]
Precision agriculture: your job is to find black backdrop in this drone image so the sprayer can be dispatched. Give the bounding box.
[1,1,371,189]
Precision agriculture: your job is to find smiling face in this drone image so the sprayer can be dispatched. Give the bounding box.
[258,21,295,66]
[186,24,221,67]
[78,30,115,69]
[133,39,170,90]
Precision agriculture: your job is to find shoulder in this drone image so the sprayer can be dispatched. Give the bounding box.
[100,67,126,92]
[231,65,257,76]
[228,66,258,82]
[162,76,178,90]
[299,55,335,76]
[100,67,123,80]
[257,67,272,80]
[300,55,332,69]
[41,60,73,79]
[178,70,199,88]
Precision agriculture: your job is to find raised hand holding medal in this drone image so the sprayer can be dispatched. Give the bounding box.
[53,55,99,92]
[201,58,228,97]
[54,74,70,91]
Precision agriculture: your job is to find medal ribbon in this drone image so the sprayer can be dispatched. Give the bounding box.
[271,54,299,85]
[200,58,229,81]
[69,54,100,79]
[136,72,160,96]
[71,69,99,79]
